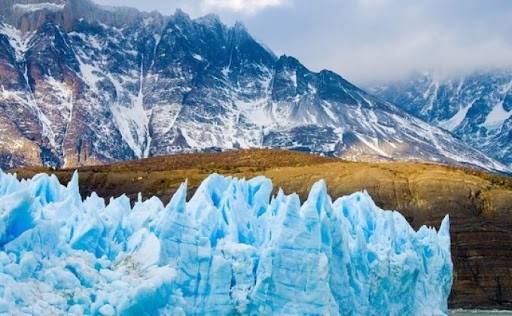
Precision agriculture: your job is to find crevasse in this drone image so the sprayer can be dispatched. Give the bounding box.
[0,171,452,315]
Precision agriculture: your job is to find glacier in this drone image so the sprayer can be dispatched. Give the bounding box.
[0,171,452,315]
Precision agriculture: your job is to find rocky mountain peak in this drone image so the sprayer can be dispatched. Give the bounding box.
[194,13,222,27]
[0,2,509,173]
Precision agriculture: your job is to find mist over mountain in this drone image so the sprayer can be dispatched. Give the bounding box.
[372,70,512,168]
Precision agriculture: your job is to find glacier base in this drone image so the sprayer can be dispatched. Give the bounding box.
[0,171,452,315]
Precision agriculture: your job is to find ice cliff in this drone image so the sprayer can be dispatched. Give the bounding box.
[0,171,452,315]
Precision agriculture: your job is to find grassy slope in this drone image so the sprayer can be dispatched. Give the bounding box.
[13,149,512,309]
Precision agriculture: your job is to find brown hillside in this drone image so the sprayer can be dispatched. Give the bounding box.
[13,149,512,309]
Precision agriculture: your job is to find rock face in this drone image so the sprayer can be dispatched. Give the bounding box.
[0,170,452,315]
[371,71,512,168]
[0,0,508,173]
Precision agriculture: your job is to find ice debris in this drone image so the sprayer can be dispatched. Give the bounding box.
[0,171,452,315]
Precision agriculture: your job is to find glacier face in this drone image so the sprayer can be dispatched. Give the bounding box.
[0,171,453,315]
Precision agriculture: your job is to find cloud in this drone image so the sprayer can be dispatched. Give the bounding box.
[240,0,512,83]
[200,0,288,14]
[94,0,289,17]
[92,0,512,84]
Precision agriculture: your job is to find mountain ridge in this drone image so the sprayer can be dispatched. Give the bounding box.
[371,69,512,168]
[0,1,509,173]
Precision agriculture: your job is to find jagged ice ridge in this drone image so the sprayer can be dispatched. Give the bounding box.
[0,171,453,315]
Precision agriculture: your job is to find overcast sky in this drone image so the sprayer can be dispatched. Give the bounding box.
[93,0,512,84]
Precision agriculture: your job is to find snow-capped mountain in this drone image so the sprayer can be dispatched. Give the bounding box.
[372,70,512,168]
[0,0,508,173]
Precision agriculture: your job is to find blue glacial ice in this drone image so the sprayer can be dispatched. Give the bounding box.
[0,171,452,315]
